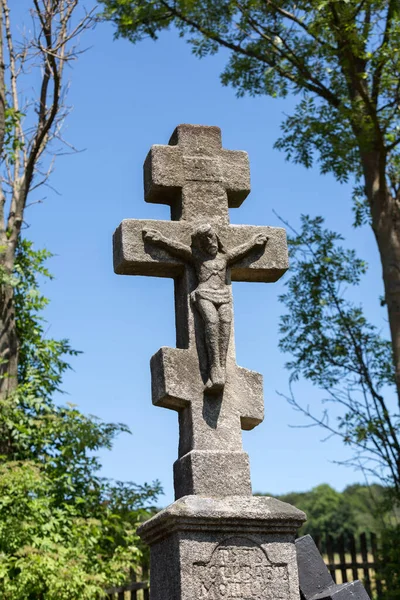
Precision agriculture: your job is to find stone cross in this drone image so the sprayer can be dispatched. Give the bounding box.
[113,124,288,499]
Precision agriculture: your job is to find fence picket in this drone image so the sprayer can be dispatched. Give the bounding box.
[360,532,372,597]
[143,565,150,600]
[326,534,336,582]
[130,569,137,600]
[338,534,348,583]
[348,533,358,582]
[370,532,383,599]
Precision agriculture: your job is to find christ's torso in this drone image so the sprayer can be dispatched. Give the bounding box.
[192,254,231,305]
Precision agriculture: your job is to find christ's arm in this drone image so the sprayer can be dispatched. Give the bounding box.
[228,233,269,265]
[143,228,193,263]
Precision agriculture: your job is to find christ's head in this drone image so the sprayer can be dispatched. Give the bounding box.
[192,224,225,257]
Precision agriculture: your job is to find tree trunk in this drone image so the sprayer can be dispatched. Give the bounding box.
[0,278,18,397]
[0,1,17,400]
[374,199,400,401]
[0,1,6,157]
[362,151,400,410]
[0,183,24,400]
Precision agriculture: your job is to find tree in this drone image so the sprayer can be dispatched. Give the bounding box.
[342,483,392,533]
[268,482,397,539]
[280,484,358,539]
[279,216,400,497]
[99,0,400,409]
[0,239,162,599]
[275,481,400,600]
[0,0,94,398]
[378,524,400,600]
[0,4,163,596]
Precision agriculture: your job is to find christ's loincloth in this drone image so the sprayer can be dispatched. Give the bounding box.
[191,287,231,306]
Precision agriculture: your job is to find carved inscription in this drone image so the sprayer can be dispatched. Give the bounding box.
[194,537,289,600]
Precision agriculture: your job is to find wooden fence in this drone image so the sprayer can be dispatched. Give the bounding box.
[313,532,383,599]
[107,567,150,600]
[107,532,384,600]
[106,581,149,600]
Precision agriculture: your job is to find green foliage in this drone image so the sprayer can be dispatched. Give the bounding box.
[377,524,400,600]
[0,240,162,599]
[0,462,142,600]
[278,216,400,493]
[4,106,25,163]
[280,216,393,390]
[342,483,391,534]
[281,484,358,539]
[260,482,398,539]
[274,95,362,184]
[14,239,76,399]
[100,0,400,220]
[261,482,400,596]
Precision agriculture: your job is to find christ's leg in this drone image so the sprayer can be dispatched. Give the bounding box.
[218,302,232,373]
[196,298,223,390]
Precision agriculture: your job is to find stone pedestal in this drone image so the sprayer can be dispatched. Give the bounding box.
[138,495,306,600]
[173,450,253,498]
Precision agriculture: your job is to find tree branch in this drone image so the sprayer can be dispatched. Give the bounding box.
[159,0,342,108]
[242,10,341,108]
[262,0,335,52]
[279,213,400,462]
[372,0,397,105]
[2,0,25,185]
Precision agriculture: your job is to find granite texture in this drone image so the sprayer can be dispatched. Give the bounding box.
[114,220,288,282]
[173,451,253,498]
[113,124,289,499]
[143,124,250,209]
[138,495,306,600]
[296,535,371,600]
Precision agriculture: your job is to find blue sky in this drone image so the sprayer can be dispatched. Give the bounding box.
[16,3,388,505]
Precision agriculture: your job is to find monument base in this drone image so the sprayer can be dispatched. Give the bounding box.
[138,495,306,600]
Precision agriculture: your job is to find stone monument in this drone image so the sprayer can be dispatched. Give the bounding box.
[114,124,306,600]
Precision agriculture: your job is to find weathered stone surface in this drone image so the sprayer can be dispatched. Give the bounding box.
[296,535,371,600]
[114,220,288,282]
[151,346,263,497]
[113,124,289,499]
[139,495,307,541]
[143,124,250,209]
[173,451,252,498]
[138,496,306,600]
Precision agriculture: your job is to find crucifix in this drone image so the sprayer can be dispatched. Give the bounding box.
[114,124,288,499]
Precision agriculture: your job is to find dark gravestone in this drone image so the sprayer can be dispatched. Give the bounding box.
[296,535,371,600]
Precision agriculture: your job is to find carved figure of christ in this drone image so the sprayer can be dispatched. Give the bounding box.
[143,223,268,392]
[113,124,289,498]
